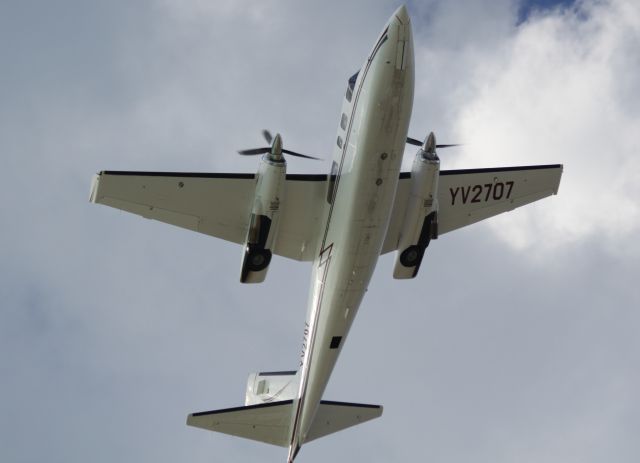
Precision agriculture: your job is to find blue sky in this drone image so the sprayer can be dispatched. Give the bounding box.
[1,1,639,462]
[518,0,576,22]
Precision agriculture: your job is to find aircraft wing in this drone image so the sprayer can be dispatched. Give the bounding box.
[382,164,563,253]
[90,171,327,261]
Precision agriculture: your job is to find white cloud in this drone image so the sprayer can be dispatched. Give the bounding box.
[450,0,640,257]
[2,1,639,462]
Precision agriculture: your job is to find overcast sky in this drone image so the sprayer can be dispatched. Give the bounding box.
[1,1,639,462]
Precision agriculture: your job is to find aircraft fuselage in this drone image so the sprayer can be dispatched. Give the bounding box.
[289,6,415,457]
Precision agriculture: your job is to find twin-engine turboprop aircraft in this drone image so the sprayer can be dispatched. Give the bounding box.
[90,5,562,462]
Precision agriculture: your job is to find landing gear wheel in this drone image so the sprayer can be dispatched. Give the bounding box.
[246,247,272,272]
[400,245,422,267]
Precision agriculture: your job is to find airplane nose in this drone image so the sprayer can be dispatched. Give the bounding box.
[385,5,413,71]
[392,4,410,25]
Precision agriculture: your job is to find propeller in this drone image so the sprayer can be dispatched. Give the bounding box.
[238,130,322,160]
[406,135,461,149]
[262,129,273,144]
[406,132,461,158]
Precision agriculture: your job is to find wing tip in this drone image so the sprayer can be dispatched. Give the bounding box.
[89,173,101,203]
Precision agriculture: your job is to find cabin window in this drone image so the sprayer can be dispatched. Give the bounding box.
[336,136,343,149]
[330,336,342,349]
[340,113,348,130]
[345,71,359,102]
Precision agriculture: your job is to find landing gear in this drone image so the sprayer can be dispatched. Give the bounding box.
[400,245,422,267]
[245,245,272,272]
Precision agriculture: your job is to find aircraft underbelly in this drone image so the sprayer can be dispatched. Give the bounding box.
[299,75,414,442]
[290,13,415,449]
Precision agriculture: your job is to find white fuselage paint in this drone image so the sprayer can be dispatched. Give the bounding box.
[288,6,414,459]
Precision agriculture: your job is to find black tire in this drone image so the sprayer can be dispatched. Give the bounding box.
[400,245,422,267]
[246,247,272,272]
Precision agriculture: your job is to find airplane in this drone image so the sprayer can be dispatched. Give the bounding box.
[89,5,562,462]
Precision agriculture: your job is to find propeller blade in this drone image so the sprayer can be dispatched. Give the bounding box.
[239,130,321,160]
[238,147,321,160]
[237,147,271,155]
[406,137,461,149]
[282,148,322,161]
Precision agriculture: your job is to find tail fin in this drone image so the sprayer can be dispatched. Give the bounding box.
[187,400,294,447]
[245,370,299,405]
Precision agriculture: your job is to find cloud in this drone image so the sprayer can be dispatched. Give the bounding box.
[1,1,639,463]
[450,0,640,257]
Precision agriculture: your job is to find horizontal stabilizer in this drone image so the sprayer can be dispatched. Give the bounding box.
[304,400,383,443]
[187,400,293,447]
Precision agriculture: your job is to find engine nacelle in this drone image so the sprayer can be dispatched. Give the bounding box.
[240,154,286,283]
[393,142,440,279]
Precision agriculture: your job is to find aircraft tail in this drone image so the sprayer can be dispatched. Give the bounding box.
[187,400,382,448]
[187,370,382,456]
